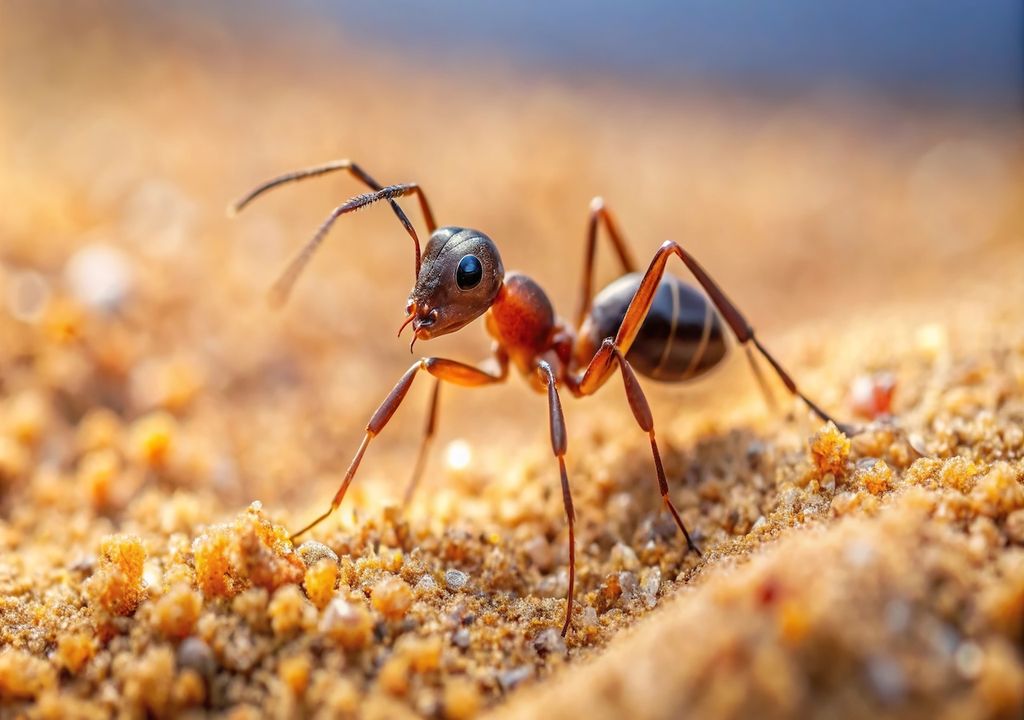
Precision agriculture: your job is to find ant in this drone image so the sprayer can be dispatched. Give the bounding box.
[231,159,851,636]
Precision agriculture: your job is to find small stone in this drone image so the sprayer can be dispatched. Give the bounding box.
[176,637,216,680]
[451,627,470,650]
[445,569,469,592]
[618,571,638,602]
[415,574,437,593]
[532,628,566,657]
[866,655,906,704]
[580,606,599,629]
[955,642,984,679]
[640,566,662,609]
[497,665,533,692]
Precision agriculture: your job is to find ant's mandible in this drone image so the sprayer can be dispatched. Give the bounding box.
[230,159,851,636]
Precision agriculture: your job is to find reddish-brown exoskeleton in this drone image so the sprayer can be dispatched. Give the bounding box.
[231,159,849,636]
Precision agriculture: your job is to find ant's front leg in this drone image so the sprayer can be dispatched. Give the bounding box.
[402,345,511,506]
[290,353,509,541]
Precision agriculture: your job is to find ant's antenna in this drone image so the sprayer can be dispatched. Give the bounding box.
[266,185,425,307]
[229,160,438,303]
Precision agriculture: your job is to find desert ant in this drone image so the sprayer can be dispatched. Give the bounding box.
[231,159,850,636]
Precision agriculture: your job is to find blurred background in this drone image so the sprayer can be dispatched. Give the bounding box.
[1,1,1022,519]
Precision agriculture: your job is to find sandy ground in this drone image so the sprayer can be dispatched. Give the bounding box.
[1,5,1023,719]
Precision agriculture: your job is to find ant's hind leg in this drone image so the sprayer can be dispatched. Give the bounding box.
[611,240,851,433]
[609,347,701,555]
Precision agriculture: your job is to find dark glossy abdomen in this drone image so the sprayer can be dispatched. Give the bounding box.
[584,273,726,382]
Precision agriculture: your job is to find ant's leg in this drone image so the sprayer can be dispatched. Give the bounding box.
[611,241,850,432]
[230,158,437,234]
[290,353,508,541]
[402,379,440,507]
[575,197,639,328]
[567,341,700,557]
[609,347,701,554]
[402,346,509,506]
[534,361,576,637]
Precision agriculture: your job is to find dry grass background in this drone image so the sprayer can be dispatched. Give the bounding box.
[1,4,1023,718]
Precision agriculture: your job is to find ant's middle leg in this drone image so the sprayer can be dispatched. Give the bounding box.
[609,346,701,554]
[574,197,639,328]
[290,354,508,541]
[567,340,701,555]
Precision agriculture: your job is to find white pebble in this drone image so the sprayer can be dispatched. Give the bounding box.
[445,439,472,472]
[65,243,133,311]
[532,628,567,657]
[445,569,469,592]
[641,566,662,609]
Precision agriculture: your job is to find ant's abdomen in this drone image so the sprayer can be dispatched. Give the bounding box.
[579,273,726,383]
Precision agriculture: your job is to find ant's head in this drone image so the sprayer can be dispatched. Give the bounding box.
[403,226,504,343]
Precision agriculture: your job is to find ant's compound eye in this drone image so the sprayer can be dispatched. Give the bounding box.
[456,255,483,290]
